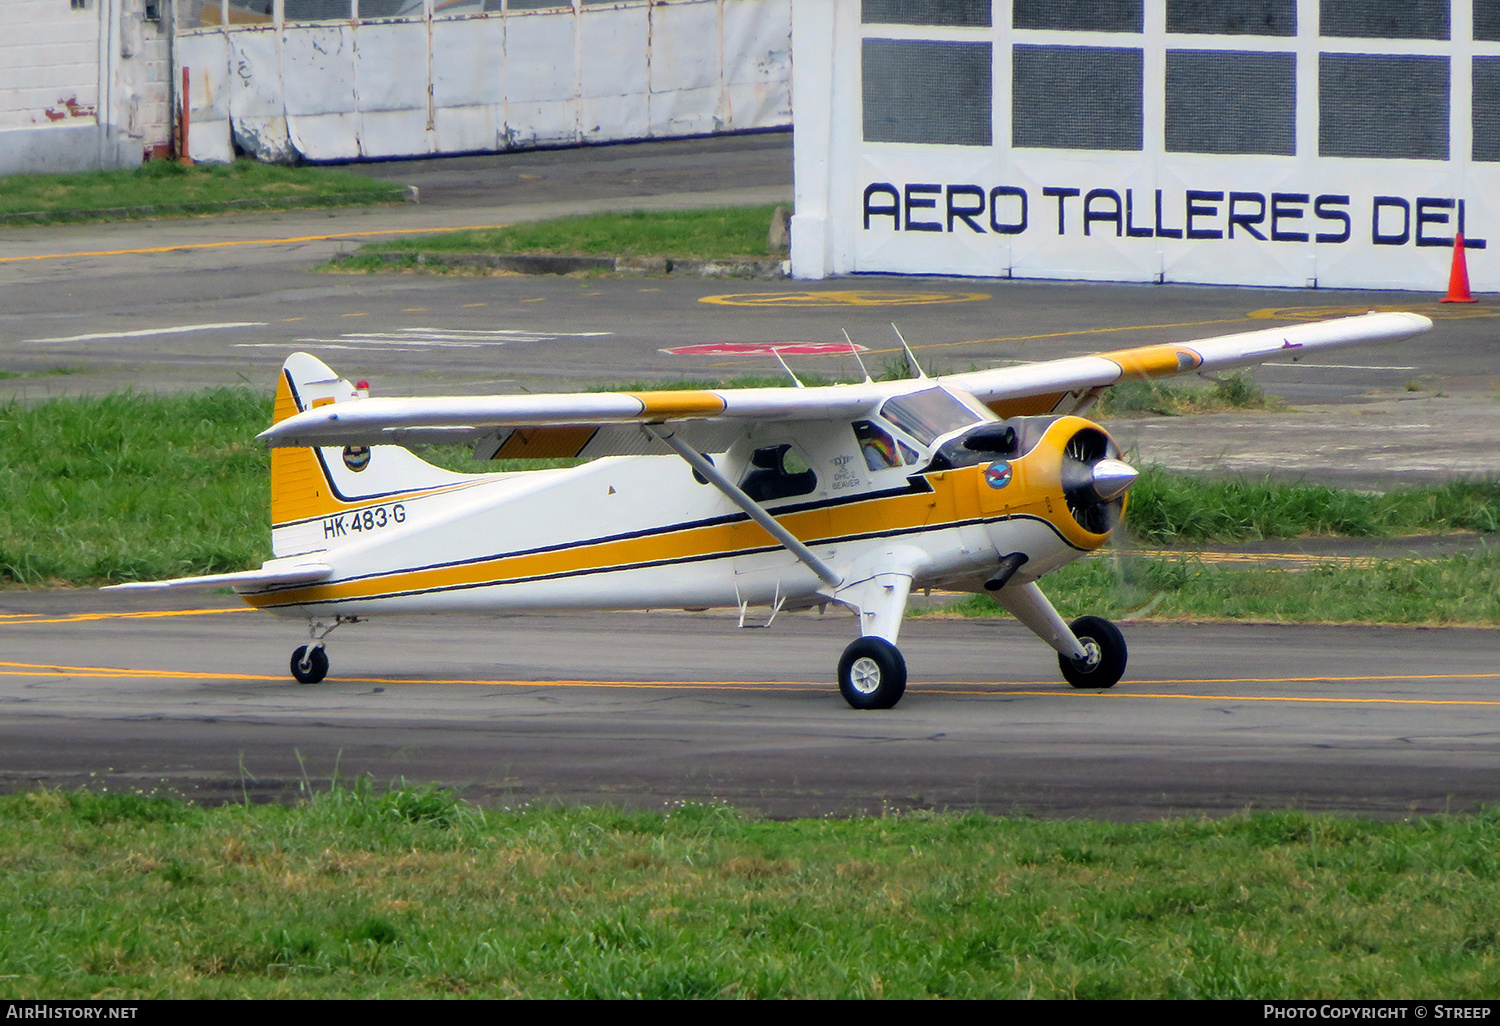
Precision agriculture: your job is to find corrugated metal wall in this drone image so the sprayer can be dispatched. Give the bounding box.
[176,0,791,163]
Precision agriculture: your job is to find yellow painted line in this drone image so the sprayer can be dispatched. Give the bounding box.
[701,290,990,308]
[0,607,253,627]
[913,687,1500,707]
[0,661,271,680]
[340,312,367,318]
[461,302,487,308]
[2,658,1497,707]
[0,661,814,691]
[403,307,427,312]
[1128,673,1500,684]
[1249,303,1500,322]
[0,224,511,264]
[281,316,304,322]
[1098,692,1500,706]
[522,297,546,303]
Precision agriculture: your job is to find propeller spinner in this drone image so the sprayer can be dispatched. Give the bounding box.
[1059,428,1137,535]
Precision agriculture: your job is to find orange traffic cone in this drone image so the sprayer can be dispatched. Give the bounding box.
[1441,233,1477,303]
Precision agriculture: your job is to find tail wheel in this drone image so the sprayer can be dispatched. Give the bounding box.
[838,637,907,710]
[1059,616,1127,689]
[290,645,329,685]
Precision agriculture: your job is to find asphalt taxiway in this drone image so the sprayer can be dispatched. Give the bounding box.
[2,591,1497,819]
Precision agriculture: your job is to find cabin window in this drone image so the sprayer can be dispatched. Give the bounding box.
[740,444,818,502]
[879,386,987,445]
[853,420,900,470]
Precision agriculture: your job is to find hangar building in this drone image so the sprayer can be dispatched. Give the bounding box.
[790,0,1499,291]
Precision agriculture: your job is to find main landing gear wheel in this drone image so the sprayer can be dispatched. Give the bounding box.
[290,645,329,685]
[1058,615,1127,690]
[838,637,907,710]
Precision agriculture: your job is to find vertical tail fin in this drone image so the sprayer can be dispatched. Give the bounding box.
[270,353,473,558]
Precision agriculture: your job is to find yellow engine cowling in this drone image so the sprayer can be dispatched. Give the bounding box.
[969,415,1136,561]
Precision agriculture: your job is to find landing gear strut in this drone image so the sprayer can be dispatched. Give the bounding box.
[1058,615,1127,689]
[837,636,907,710]
[288,616,358,685]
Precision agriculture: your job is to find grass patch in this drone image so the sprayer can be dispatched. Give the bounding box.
[333,205,781,270]
[0,389,275,584]
[4,784,1500,998]
[1097,372,1285,416]
[0,159,404,223]
[926,548,1500,626]
[1128,467,1500,542]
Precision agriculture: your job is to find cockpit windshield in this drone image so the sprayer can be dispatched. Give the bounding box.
[879,387,989,445]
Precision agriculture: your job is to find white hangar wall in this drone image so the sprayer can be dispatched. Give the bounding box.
[175,0,792,164]
[792,0,1500,291]
[0,0,172,174]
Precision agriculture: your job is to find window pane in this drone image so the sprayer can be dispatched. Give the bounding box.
[1167,50,1295,155]
[862,0,990,28]
[1319,54,1448,160]
[863,39,992,146]
[1013,45,1143,151]
[1479,0,1500,41]
[1320,0,1449,40]
[1166,0,1294,36]
[1474,57,1500,161]
[1013,0,1140,32]
[880,388,984,445]
[285,0,353,21]
[226,0,273,23]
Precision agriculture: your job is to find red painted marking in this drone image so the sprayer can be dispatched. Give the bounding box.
[662,342,868,356]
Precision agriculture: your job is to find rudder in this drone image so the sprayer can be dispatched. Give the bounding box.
[269,353,474,558]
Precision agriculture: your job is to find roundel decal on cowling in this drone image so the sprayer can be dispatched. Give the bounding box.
[984,460,1013,490]
[343,446,371,472]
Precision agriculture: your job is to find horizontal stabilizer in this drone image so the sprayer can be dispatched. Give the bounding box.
[102,562,333,593]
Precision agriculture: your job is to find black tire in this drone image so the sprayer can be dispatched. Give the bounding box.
[837,636,907,710]
[290,645,329,685]
[1058,615,1127,689]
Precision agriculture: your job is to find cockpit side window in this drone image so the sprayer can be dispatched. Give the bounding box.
[740,443,818,502]
[879,387,987,445]
[852,420,902,471]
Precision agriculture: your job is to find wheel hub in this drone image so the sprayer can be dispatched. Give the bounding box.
[849,656,883,694]
[1076,638,1102,672]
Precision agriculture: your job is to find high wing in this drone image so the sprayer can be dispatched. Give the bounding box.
[257,311,1433,455]
[257,378,887,458]
[940,310,1434,418]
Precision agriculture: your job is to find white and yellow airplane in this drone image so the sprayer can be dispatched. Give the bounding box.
[108,311,1431,708]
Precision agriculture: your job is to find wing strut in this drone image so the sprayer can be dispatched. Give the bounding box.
[644,425,843,590]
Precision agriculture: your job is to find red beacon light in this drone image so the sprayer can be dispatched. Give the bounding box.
[355,379,370,398]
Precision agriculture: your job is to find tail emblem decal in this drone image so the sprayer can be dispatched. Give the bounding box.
[343,446,371,472]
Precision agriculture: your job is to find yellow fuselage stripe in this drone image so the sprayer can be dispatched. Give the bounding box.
[246,437,1109,607]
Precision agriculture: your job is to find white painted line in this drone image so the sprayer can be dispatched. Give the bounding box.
[21,322,266,345]
[238,327,616,349]
[1261,363,1420,371]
